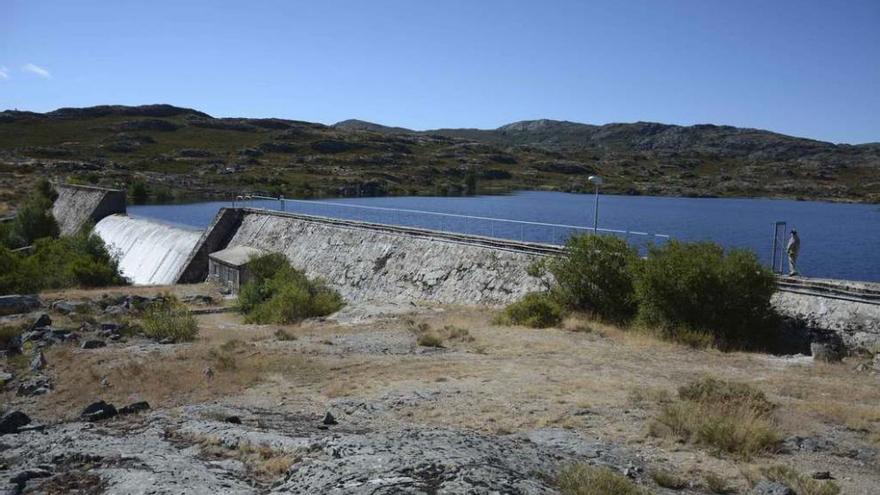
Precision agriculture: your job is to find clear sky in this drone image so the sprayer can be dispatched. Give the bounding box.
[2,0,878,143]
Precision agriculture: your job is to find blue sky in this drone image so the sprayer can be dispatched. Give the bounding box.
[1,0,878,143]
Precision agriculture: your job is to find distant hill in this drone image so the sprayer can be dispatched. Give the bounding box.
[0,105,877,214]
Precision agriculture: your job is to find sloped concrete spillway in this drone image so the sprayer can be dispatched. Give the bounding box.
[94,215,202,285]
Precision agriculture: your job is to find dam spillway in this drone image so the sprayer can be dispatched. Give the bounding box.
[94,215,202,285]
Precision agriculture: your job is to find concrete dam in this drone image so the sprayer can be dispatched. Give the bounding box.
[51,184,880,352]
[93,215,202,285]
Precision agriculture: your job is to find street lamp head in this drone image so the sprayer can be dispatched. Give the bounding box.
[588,175,604,186]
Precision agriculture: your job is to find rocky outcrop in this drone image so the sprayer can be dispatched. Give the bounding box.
[0,407,661,494]
[0,295,40,316]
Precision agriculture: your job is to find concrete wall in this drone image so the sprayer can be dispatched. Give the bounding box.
[177,208,244,283]
[52,184,126,235]
[208,209,554,305]
[773,291,880,352]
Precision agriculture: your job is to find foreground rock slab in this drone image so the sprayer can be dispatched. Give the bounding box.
[0,407,659,494]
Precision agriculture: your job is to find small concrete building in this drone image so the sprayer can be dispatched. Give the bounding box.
[207,246,266,293]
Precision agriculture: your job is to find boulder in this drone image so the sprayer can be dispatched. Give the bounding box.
[52,300,90,314]
[81,340,106,350]
[29,350,46,371]
[0,295,40,316]
[811,342,844,363]
[119,401,150,415]
[750,480,795,495]
[322,411,338,425]
[0,411,31,434]
[0,371,13,385]
[81,400,118,422]
[16,377,52,397]
[30,313,52,330]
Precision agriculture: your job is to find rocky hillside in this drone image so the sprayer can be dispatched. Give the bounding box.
[0,104,877,213]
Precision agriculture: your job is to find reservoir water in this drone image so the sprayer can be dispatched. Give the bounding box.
[128,191,880,283]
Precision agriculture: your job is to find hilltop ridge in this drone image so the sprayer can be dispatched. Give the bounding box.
[0,105,877,213]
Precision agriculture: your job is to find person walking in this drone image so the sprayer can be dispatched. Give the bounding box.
[787,229,800,276]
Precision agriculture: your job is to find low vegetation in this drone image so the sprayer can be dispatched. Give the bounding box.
[0,180,127,295]
[507,234,779,350]
[494,292,563,328]
[649,377,780,459]
[755,465,840,495]
[237,253,344,324]
[546,235,638,323]
[634,241,779,350]
[408,321,474,347]
[650,469,687,490]
[142,295,199,342]
[556,464,647,495]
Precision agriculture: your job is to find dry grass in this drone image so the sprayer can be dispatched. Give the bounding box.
[649,377,781,460]
[746,465,841,495]
[557,464,647,495]
[182,433,298,480]
[39,335,324,419]
[651,469,687,490]
[7,292,880,492]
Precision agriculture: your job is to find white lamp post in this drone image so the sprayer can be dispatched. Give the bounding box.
[588,175,603,234]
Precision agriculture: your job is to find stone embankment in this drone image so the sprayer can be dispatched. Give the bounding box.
[51,183,126,235]
[189,208,555,305]
[774,276,880,352]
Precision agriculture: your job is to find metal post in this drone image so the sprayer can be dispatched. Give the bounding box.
[593,183,600,234]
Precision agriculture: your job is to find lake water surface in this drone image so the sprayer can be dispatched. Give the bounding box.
[128,191,880,282]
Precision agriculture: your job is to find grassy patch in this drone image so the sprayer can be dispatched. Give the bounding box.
[274,328,297,341]
[755,465,840,495]
[141,295,199,342]
[651,470,687,490]
[649,377,780,459]
[557,464,647,495]
[704,473,733,494]
[494,292,563,328]
[416,332,444,348]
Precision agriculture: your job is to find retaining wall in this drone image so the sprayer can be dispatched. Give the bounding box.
[773,279,880,352]
[51,184,126,235]
[197,208,554,305]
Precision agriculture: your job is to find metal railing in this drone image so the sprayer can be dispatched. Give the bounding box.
[233,194,670,251]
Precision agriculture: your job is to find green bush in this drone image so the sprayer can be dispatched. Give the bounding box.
[557,464,647,495]
[0,227,127,295]
[5,194,59,248]
[633,241,778,350]
[142,295,199,342]
[495,292,564,328]
[238,253,344,324]
[547,234,638,323]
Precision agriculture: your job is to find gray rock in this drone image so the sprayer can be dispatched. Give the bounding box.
[0,371,12,385]
[16,377,52,397]
[80,400,117,422]
[52,300,90,314]
[873,354,880,372]
[30,313,52,330]
[80,339,106,349]
[0,295,41,316]
[0,411,31,434]
[811,471,832,480]
[811,342,844,363]
[29,350,46,371]
[751,480,795,495]
[9,468,51,487]
[119,401,150,415]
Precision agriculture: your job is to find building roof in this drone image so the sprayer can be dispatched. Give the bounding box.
[208,246,267,267]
